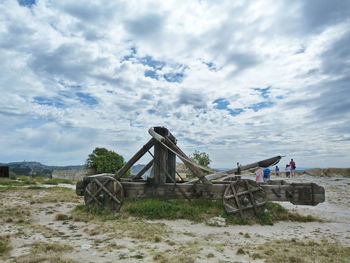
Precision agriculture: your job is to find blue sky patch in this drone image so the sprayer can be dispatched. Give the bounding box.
[164,72,184,83]
[203,61,217,71]
[214,98,230,110]
[122,46,137,62]
[253,87,270,99]
[248,101,274,112]
[144,70,159,80]
[75,92,98,105]
[33,96,65,108]
[295,46,306,54]
[18,0,36,7]
[213,98,244,116]
[140,56,166,70]
[228,108,244,116]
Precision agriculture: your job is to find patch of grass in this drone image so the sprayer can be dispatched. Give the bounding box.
[71,205,121,222]
[257,202,321,225]
[236,248,246,255]
[73,199,320,227]
[44,178,74,185]
[0,204,31,225]
[245,239,350,263]
[0,236,11,258]
[71,205,169,242]
[30,187,82,203]
[15,254,78,263]
[30,241,73,254]
[55,213,69,221]
[0,176,73,190]
[0,178,36,186]
[122,198,224,222]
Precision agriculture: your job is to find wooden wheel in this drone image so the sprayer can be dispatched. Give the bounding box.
[223,179,267,218]
[84,176,124,212]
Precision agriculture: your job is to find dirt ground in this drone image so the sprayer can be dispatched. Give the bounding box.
[1,174,350,263]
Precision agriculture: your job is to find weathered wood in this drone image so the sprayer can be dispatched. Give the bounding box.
[223,180,267,217]
[166,149,176,183]
[151,141,167,185]
[119,181,324,205]
[115,138,155,179]
[84,176,124,212]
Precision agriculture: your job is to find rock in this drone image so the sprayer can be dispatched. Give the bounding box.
[207,216,226,227]
[81,244,91,250]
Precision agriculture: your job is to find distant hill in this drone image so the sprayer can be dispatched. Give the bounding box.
[131,164,151,177]
[0,161,151,178]
[0,162,85,177]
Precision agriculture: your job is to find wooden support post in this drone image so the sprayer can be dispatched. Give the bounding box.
[166,149,176,183]
[151,141,167,185]
[115,138,155,179]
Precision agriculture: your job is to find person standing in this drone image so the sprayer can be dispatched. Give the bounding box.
[275,165,280,177]
[263,167,271,182]
[290,159,296,177]
[255,167,264,182]
[285,164,291,178]
[235,162,241,175]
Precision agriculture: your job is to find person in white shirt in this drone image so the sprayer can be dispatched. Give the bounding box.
[255,167,264,182]
[285,164,291,178]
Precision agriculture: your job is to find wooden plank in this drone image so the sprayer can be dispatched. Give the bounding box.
[230,183,243,217]
[119,181,325,205]
[94,178,121,204]
[115,138,155,179]
[151,141,167,185]
[245,180,258,215]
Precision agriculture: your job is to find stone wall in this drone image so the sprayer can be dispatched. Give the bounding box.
[52,168,95,181]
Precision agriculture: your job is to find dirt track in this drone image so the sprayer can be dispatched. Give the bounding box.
[1,175,350,262]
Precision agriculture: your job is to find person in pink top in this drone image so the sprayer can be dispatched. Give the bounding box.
[289,159,296,177]
[255,167,264,182]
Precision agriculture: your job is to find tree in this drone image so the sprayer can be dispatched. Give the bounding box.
[189,150,211,168]
[86,147,127,175]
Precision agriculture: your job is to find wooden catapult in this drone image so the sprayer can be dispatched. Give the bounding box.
[76,126,325,218]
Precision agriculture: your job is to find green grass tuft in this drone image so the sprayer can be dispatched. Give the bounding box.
[0,236,11,257]
[73,199,320,226]
[122,199,224,222]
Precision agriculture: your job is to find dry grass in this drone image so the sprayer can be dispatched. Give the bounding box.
[15,254,78,263]
[29,241,73,254]
[13,241,76,263]
[240,239,350,263]
[0,204,31,225]
[71,205,170,242]
[30,187,82,203]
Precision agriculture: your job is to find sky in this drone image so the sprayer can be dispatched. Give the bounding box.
[0,0,349,168]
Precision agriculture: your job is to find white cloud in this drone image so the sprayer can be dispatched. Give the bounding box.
[0,0,349,168]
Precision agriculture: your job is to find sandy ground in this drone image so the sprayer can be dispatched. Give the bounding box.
[1,175,350,262]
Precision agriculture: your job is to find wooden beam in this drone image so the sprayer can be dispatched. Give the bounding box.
[119,181,325,205]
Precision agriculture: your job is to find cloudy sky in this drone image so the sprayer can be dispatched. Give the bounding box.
[0,0,349,168]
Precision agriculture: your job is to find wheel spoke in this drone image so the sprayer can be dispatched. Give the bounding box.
[223,179,266,218]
